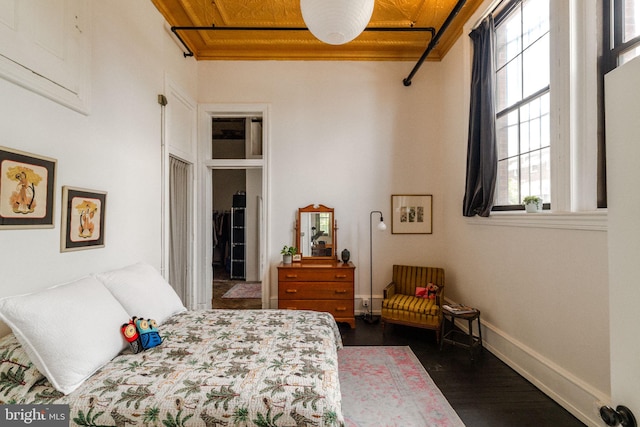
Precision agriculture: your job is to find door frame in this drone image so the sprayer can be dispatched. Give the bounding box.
[161,77,197,308]
[197,103,270,309]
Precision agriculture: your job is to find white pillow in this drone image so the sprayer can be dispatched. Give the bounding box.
[93,262,186,324]
[0,276,130,395]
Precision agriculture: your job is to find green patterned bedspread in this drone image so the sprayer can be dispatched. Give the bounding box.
[16,309,345,426]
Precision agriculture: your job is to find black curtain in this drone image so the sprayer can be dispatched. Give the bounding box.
[463,16,497,217]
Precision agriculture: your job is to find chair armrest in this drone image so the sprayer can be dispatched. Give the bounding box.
[383,282,396,299]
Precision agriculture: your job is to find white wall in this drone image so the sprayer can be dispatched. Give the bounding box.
[437,16,610,427]
[0,1,197,334]
[197,60,448,311]
[246,168,262,281]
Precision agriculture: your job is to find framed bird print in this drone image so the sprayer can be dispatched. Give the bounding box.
[60,186,107,252]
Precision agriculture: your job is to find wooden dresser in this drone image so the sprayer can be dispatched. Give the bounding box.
[278,261,355,328]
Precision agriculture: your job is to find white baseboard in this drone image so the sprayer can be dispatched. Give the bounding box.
[455,316,608,427]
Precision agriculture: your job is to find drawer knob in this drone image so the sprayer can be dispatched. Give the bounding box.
[285,289,298,293]
[335,307,347,312]
[335,289,347,294]
[335,274,348,278]
[286,306,297,310]
[286,274,298,278]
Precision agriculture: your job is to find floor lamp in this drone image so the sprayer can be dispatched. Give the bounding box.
[364,210,387,324]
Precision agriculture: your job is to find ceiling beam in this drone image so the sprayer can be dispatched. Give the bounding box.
[171,25,436,58]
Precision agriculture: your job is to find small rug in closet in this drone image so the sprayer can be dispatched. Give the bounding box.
[338,346,465,427]
[221,282,261,299]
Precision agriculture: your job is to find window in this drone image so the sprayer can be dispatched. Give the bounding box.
[494,0,550,210]
[211,117,263,160]
[466,0,606,227]
[318,213,331,236]
[604,0,640,69]
[600,0,640,207]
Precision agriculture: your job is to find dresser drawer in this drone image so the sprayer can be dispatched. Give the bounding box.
[277,261,355,328]
[278,268,354,282]
[278,300,354,317]
[278,282,354,300]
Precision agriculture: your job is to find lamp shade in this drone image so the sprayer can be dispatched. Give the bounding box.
[377,221,387,231]
[300,0,375,45]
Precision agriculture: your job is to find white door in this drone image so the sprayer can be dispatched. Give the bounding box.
[162,78,197,308]
[605,56,640,417]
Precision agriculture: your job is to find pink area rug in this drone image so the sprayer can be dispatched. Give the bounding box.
[338,346,465,427]
[221,282,261,299]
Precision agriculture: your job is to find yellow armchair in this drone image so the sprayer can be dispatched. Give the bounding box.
[381,265,445,341]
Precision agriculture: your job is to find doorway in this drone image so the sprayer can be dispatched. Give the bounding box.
[209,116,263,309]
[211,168,261,309]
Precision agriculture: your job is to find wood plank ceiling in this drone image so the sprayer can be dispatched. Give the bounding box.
[150,0,483,61]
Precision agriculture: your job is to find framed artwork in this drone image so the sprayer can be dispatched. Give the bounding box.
[0,146,57,229]
[391,194,433,234]
[61,186,107,252]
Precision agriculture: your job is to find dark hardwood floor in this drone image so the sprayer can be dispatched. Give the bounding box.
[211,279,261,309]
[211,265,261,309]
[338,317,586,427]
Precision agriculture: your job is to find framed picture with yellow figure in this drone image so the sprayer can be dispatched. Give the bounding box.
[61,186,107,252]
[0,146,57,229]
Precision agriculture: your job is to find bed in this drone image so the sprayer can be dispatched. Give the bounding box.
[0,263,345,427]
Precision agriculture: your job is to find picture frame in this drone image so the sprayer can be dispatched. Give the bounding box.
[60,186,107,252]
[391,194,433,234]
[0,146,57,229]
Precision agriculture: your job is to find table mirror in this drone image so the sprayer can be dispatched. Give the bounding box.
[295,204,337,261]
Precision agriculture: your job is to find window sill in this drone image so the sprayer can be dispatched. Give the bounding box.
[465,210,607,231]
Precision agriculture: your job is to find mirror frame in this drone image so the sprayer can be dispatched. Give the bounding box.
[295,204,337,261]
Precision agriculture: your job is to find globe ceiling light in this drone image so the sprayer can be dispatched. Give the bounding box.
[300,0,375,45]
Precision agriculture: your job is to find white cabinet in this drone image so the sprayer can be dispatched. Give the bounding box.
[0,0,90,113]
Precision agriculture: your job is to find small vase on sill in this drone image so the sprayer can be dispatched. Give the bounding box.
[523,196,543,213]
[525,203,540,213]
